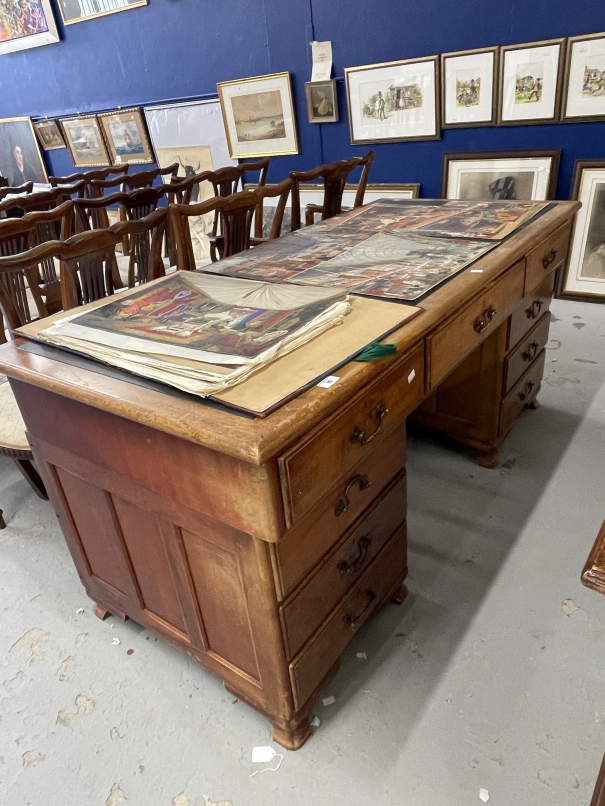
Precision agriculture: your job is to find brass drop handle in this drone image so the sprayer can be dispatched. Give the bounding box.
[519,380,535,401]
[346,590,377,628]
[522,341,539,362]
[542,249,557,269]
[334,474,371,517]
[350,402,389,446]
[473,305,497,334]
[338,535,373,577]
[525,299,542,320]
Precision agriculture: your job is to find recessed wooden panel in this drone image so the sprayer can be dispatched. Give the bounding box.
[181,529,259,681]
[54,467,134,597]
[111,495,187,634]
[525,221,571,295]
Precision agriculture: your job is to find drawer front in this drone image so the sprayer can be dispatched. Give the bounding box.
[503,312,551,395]
[281,472,407,658]
[279,345,423,525]
[428,260,525,390]
[289,526,406,710]
[507,273,554,349]
[525,221,571,294]
[500,349,546,438]
[274,423,407,598]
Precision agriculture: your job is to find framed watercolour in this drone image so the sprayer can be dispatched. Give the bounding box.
[305,80,338,123]
[563,32,605,121]
[33,119,65,151]
[0,117,48,184]
[441,150,560,201]
[498,38,565,125]
[559,160,605,302]
[441,47,498,128]
[217,72,298,159]
[0,0,59,55]
[60,115,110,168]
[98,108,154,165]
[57,0,147,25]
[345,56,440,144]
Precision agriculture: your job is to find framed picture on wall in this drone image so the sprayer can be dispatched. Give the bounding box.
[344,56,440,144]
[217,72,298,159]
[498,38,565,125]
[305,80,338,123]
[559,160,605,302]
[57,0,147,25]
[562,32,605,121]
[441,150,560,200]
[441,47,498,128]
[98,108,154,165]
[33,119,66,151]
[0,117,48,184]
[60,115,111,168]
[0,0,59,55]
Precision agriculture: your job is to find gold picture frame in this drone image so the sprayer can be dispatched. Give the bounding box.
[57,0,147,26]
[217,72,299,159]
[33,119,66,151]
[0,116,48,184]
[60,115,111,168]
[98,108,154,165]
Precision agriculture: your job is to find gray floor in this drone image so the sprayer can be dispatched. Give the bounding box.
[1,297,604,806]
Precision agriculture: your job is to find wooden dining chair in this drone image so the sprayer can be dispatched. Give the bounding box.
[0,183,34,203]
[169,178,291,272]
[89,163,179,197]
[206,158,271,261]
[49,165,129,199]
[289,151,376,230]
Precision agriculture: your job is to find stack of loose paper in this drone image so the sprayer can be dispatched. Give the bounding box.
[33,272,351,397]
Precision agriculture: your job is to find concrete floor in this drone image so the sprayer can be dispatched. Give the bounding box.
[1,297,604,806]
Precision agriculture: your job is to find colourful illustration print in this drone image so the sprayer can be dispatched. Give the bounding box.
[0,0,48,41]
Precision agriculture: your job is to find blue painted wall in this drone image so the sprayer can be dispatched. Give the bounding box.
[1,0,604,196]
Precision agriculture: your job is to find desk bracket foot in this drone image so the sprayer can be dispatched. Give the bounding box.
[391,583,408,605]
[93,602,127,622]
[474,448,499,469]
[0,509,5,530]
[525,399,539,410]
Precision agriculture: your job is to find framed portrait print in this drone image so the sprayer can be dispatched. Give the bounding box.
[305,80,338,123]
[441,47,498,128]
[442,150,560,201]
[98,108,154,165]
[498,39,565,125]
[33,119,65,151]
[0,0,59,55]
[559,160,605,302]
[563,32,605,121]
[0,117,48,184]
[345,56,440,144]
[217,72,298,159]
[57,0,147,25]
[60,115,110,168]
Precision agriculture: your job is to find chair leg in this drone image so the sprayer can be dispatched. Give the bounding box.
[13,459,48,500]
[0,509,6,529]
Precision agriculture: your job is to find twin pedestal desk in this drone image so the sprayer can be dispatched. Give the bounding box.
[0,201,579,749]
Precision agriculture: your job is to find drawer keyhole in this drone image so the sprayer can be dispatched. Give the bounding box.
[350,401,389,446]
[334,475,371,517]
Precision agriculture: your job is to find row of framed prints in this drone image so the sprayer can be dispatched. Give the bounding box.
[346,31,605,144]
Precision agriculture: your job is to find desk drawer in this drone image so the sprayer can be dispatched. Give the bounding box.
[273,423,406,598]
[281,472,406,658]
[428,260,525,389]
[525,221,571,294]
[289,526,406,710]
[503,312,551,395]
[279,345,423,525]
[500,349,546,437]
[507,274,554,349]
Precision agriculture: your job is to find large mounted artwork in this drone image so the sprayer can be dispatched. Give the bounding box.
[0,117,48,184]
[441,150,560,201]
[60,115,111,168]
[563,32,605,121]
[57,0,147,25]
[441,47,498,128]
[559,160,605,302]
[98,108,154,165]
[0,0,59,55]
[217,72,299,159]
[344,56,440,144]
[498,38,565,125]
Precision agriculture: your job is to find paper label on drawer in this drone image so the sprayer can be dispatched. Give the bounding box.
[407,369,416,384]
[317,375,339,389]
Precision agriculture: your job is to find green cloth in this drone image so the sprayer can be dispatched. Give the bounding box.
[353,342,397,362]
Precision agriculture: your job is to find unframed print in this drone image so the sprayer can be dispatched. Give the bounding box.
[500,40,564,124]
[0,117,47,184]
[562,164,605,299]
[442,49,497,126]
[564,33,605,120]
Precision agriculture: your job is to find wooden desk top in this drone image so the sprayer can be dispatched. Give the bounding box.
[0,201,579,465]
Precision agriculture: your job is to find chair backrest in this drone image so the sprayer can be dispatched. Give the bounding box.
[207,158,271,241]
[90,163,180,196]
[164,171,212,205]
[49,165,129,198]
[169,178,291,272]
[352,150,376,208]
[110,207,168,287]
[289,151,375,230]
[0,182,34,202]
[0,187,64,217]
